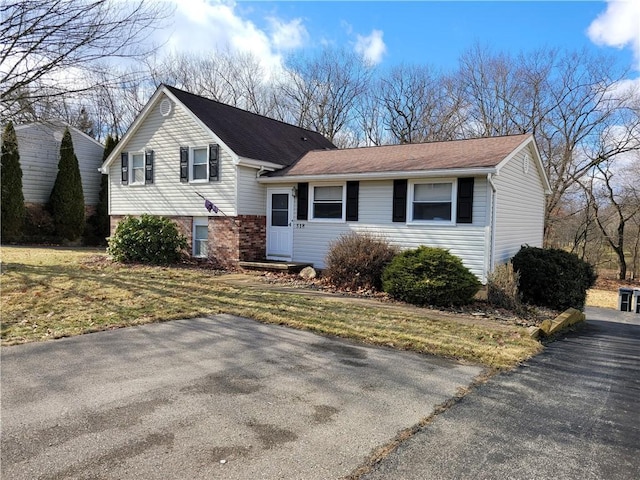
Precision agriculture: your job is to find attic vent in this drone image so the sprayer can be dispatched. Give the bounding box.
[523,154,531,174]
[160,98,172,117]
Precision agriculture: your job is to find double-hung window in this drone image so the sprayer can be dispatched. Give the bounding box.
[121,150,153,186]
[191,147,208,182]
[193,218,208,258]
[410,180,455,223]
[311,184,344,221]
[130,153,145,185]
[180,144,220,183]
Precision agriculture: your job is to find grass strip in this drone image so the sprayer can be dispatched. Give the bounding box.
[1,246,541,369]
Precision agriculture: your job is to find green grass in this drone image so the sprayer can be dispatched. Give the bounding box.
[0,246,543,369]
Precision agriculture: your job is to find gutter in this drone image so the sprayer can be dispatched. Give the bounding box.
[257,167,498,184]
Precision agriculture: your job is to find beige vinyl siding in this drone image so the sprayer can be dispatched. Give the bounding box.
[237,165,266,216]
[14,123,103,205]
[492,145,546,265]
[289,178,490,280]
[109,93,237,217]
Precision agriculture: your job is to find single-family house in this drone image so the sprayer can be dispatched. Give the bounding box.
[102,85,551,282]
[13,122,104,210]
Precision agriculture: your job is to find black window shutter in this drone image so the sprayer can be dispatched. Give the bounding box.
[346,181,359,221]
[120,152,128,185]
[392,179,407,222]
[145,150,154,184]
[209,144,219,181]
[456,177,474,224]
[179,147,188,183]
[297,182,309,220]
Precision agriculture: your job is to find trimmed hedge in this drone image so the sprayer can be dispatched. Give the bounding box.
[511,246,597,311]
[382,246,481,307]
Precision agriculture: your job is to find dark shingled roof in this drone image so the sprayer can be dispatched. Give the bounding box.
[269,134,532,177]
[165,85,336,167]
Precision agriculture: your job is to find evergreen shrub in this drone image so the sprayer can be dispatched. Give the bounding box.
[1,121,25,242]
[107,215,187,264]
[382,246,481,307]
[86,134,117,245]
[324,232,398,290]
[511,246,597,311]
[49,128,85,241]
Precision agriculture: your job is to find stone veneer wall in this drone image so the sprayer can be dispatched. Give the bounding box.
[109,214,266,269]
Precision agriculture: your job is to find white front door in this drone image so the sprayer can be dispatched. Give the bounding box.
[266,188,293,260]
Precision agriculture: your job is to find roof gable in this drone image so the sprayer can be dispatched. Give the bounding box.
[164,86,336,166]
[269,134,533,178]
[14,121,104,149]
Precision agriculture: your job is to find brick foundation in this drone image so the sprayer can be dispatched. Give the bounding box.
[109,214,266,269]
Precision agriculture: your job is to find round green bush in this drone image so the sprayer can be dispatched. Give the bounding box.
[107,215,188,264]
[324,232,398,290]
[511,246,597,311]
[382,246,481,307]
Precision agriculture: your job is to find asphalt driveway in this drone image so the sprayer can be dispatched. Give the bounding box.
[1,314,482,480]
[362,307,640,480]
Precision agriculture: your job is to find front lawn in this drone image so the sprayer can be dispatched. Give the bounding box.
[1,246,542,369]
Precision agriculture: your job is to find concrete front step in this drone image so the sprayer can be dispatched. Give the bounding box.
[238,260,312,273]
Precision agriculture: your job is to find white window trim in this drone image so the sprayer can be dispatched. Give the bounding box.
[129,152,145,186]
[408,178,457,225]
[189,146,209,183]
[309,183,346,223]
[192,217,209,258]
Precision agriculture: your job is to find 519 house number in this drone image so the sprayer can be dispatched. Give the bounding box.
[295,223,306,229]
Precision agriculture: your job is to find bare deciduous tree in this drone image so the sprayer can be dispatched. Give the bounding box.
[277,48,371,145]
[0,0,171,121]
[579,158,640,280]
[376,64,460,144]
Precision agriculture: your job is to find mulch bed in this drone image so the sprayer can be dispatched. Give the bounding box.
[257,271,557,328]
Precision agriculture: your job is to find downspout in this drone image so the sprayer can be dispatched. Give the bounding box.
[486,173,498,282]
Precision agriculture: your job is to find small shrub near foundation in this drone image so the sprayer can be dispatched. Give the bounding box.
[382,246,481,307]
[511,246,597,311]
[107,215,187,265]
[324,232,398,290]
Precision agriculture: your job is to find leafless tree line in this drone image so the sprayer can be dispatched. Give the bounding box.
[2,1,639,278]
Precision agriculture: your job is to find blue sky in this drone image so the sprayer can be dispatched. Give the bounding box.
[242,1,617,69]
[165,1,640,77]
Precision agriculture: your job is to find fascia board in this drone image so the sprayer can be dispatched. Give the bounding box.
[235,156,281,171]
[257,167,496,184]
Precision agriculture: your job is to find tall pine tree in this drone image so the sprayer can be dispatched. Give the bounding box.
[1,121,25,242]
[49,127,85,241]
[92,134,118,243]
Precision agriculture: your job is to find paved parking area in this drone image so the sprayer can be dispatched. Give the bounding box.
[1,314,482,480]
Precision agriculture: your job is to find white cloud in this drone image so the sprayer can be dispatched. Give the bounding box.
[588,0,640,69]
[354,29,387,66]
[267,17,308,50]
[163,0,307,75]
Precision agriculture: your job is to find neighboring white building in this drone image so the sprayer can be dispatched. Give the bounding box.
[14,122,104,207]
[102,85,551,281]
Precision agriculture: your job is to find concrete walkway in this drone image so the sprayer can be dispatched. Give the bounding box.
[361,307,640,480]
[1,314,482,480]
